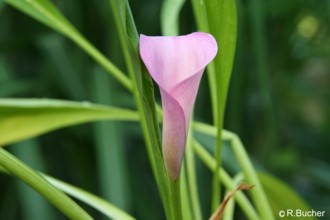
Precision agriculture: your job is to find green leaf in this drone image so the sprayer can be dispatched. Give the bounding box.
[0,98,139,146]
[45,174,136,220]
[258,172,316,220]
[206,0,237,109]
[192,0,238,209]
[194,122,275,219]
[192,140,260,220]
[108,0,173,218]
[5,0,132,90]
[0,148,92,220]
[11,140,57,220]
[0,153,136,220]
[193,0,237,124]
[191,0,209,32]
[205,0,238,210]
[160,0,186,36]
[4,0,65,32]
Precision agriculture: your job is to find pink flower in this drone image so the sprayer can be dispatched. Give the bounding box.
[140,32,218,180]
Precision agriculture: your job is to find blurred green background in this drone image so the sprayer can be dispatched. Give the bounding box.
[0,0,329,219]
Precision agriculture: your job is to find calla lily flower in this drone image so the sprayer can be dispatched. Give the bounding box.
[140,32,218,180]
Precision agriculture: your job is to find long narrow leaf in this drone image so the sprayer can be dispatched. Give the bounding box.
[5,0,132,90]
[45,174,136,220]
[11,140,56,220]
[206,0,238,210]
[0,163,136,220]
[108,1,172,218]
[193,122,276,219]
[206,0,237,108]
[192,140,260,220]
[0,148,92,220]
[0,98,139,146]
[192,0,238,209]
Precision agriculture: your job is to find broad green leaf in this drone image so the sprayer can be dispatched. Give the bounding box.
[0,98,139,146]
[0,148,92,220]
[160,0,186,36]
[5,0,132,90]
[258,172,316,220]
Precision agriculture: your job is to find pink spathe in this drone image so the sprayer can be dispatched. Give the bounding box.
[140,32,218,180]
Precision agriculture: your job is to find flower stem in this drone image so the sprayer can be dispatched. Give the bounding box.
[184,123,203,220]
[193,139,260,220]
[193,122,273,219]
[180,166,193,220]
[169,178,182,220]
[108,1,172,218]
[211,126,223,211]
[228,133,275,220]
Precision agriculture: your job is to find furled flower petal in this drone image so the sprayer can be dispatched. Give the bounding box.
[140,32,218,180]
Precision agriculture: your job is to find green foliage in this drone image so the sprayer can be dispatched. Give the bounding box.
[0,0,328,219]
[0,98,138,146]
[108,1,176,218]
[160,0,186,35]
[259,172,316,220]
[191,0,238,210]
[206,0,238,117]
[5,0,131,90]
[0,163,136,220]
[45,174,136,220]
[5,0,69,33]
[11,140,56,220]
[0,148,93,220]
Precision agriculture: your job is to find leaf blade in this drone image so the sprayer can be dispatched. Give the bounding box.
[258,172,316,220]
[0,98,139,146]
[0,157,136,220]
[205,0,237,209]
[45,174,136,220]
[5,0,132,90]
[108,0,173,218]
[0,148,92,220]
